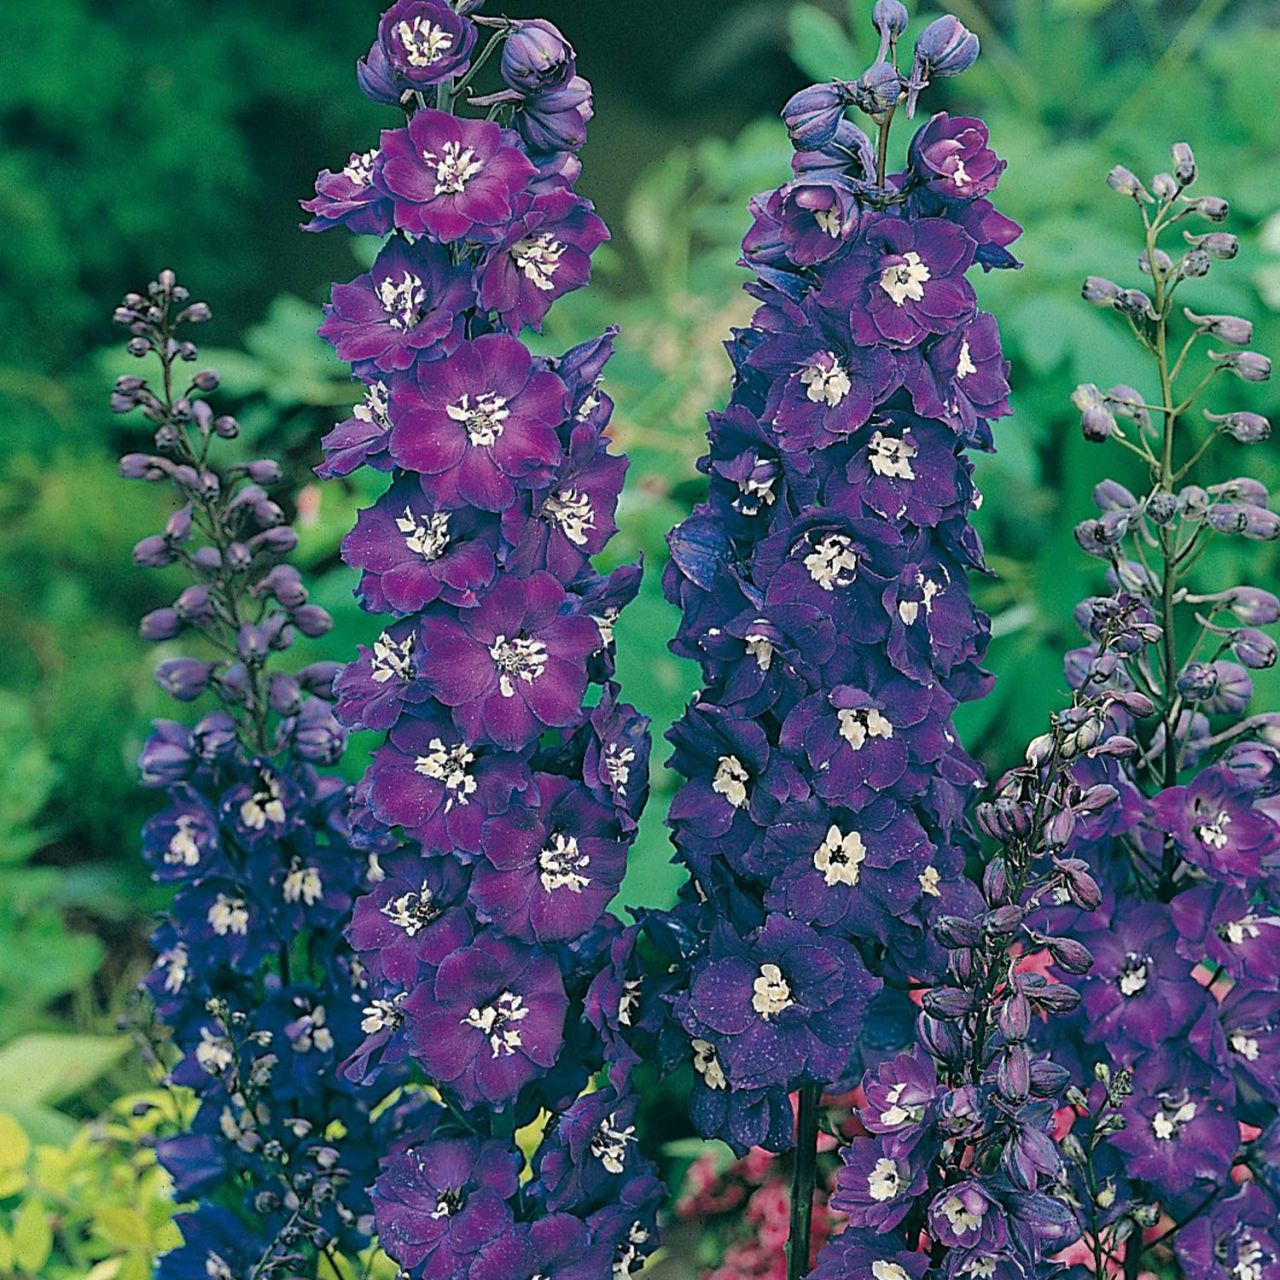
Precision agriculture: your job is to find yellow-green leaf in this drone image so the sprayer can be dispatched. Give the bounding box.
[12,1199,53,1274]
[96,1205,153,1251]
[0,1113,30,1170]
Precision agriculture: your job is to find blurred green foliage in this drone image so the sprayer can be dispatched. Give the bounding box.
[1,0,1278,1213]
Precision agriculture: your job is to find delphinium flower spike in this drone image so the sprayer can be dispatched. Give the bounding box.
[115,274,410,1279]
[306,4,660,1275]
[1025,143,1280,1280]
[597,4,1040,1277]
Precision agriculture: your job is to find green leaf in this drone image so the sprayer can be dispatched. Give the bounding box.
[0,1034,130,1107]
[11,1198,52,1274]
[787,4,859,81]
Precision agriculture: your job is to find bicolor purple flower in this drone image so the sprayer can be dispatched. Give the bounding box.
[388,333,568,510]
[418,571,600,749]
[379,109,536,242]
[909,113,1005,203]
[319,238,471,376]
[479,188,609,331]
[830,1137,929,1231]
[404,933,568,1107]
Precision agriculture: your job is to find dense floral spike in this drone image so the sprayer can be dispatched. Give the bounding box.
[1022,145,1280,1279]
[113,276,409,1279]
[307,6,659,1276]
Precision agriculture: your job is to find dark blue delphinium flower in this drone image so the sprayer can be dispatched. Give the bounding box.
[307,6,659,1276]
[113,275,410,1278]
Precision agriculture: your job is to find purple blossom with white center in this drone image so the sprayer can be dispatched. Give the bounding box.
[830,1137,930,1231]
[380,110,535,243]
[113,277,402,1277]
[300,147,394,236]
[1174,1184,1280,1280]
[312,5,656,1269]
[479,188,609,332]
[388,332,568,510]
[318,237,472,377]
[908,113,1005,203]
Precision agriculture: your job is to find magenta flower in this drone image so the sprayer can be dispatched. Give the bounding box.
[319,238,472,376]
[389,334,568,511]
[470,773,626,943]
[819,213,976,349]
[479,188,609,332]
[379,109,536,243]
[404,933,568,1107]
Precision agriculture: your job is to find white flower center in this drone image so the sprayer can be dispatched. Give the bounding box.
[489,634,549,698]
[804,532,859,589]
[283,863,323,906]
[594,607,619,647]
[1235,1237,1265,1280]
[239,774,286,831]
[867,1157,902,1201]
[539,832,591,893]
[377,270,425,331]
[1118,957,1149,997]
[692,1038,727,1089]
[951,158,971,188]
[545,488,594,545]
[899,576,941,626]
[838,706,895,750]
[416,738,478,809]
[751,963,794,1019]
[1196,810,1231,849]
[395,16,455,68]
[157,944,189,994]
[342,148,377,187]
[208,894,248,936]
[425,140,484,196]
[430,1188,465,1221]
[292,1004,334,1053]
[396,507,450,560]
[381,884,441,935]
[940,1194,984,1235]
[879,251,931,305]
[372,631,414,684]
[196,1027,233,1075]
[956,338,976,379]
[712,755,750,809]
[919,865,942,896]
[1151,1099,1197,1140]
[604,743,636,797]
[745,630,774,670]
[511,232,566,290]
[166,816,202,867]
[590,1114,637,1174]
[799,353,851,406]
[353,380,392,429]
[1223,917,1262,946]
[868,430,918,480]
[880,1083,918,1127]
[464,990,529,1057]
[814,824,867,886]
[361,993,406,1035]
[1229,1031,1260,1061]
[735,471,777,515]
[872,1265,910,1280]
[814,207,843,237]
[447,391,510,447]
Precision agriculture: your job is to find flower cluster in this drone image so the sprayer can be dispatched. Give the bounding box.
[1026,145,1280,1279]
[307,4,660,1275]
[114,275,406,1279]
[647,0,1017,1159]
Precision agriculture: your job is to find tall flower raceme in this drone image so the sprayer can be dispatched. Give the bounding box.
[1019,146,1280,1280]
[587,5,1091,1279]
[113,275,411,1279]
[305,4,662,1276]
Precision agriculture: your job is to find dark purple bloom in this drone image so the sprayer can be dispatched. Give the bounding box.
[333,616,433,732]
[928,1179,1010,1253]
[502,19,577,95]
[534,1089,643,1213]
[811,1231,930,1280]
[470,774,626,943]
[418,571,600,749]
[909,113,1005,202]
[300,148,395,236]
[675,915,879,1091]
[316,379,397,479]
[388,333,568,511]
[1170,882,1280,986]
[478,188,608,332]
[319,238,472,377]
[905,311,1011,441]
[469,1215,592,1280]
[581,687,651,830]
[379,110,536,243]
[830,1136,929,1231]
[819,213,977,349]
[141,787,222,882]
[1108,1087,1238,1201]
[375,0,476,89]
[342,474,500,613]
[1175,1183,1280,1280]
[404,933,568,1107]
[372,1134,520,1274]
[517,76,594,154]
[769,176,862,266]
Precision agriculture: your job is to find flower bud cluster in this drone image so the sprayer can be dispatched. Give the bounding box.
[114,275,402,1279]
[307,5,661,1275]
[1036,143,1280,1279]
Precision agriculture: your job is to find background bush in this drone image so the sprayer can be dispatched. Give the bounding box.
[1,0,1278,1271]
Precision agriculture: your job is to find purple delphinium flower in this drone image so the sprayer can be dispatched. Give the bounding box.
[114,276,403,1278]
[312,5,658,1273]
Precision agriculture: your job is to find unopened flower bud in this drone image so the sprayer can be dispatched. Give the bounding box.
[193,370,220,391]
[1043,807,1076,849]
[268,673,304,716]
[179,302,212,324]
[923,985,975,1020]
[1185,308,1252,345]
[1177,662,1219,700]
[1214,350,1271,382]
[1106,165,1151,202]
[1225,586,1280,625]
[1151,172,1177,200]
[913,15,980,76]
[1235,629,1278,669]
[782,82,854,150]
[291,605,334,638]
[501,19,576,95]
[872,0,910,49]
[214,415,239,439]
[1025,733,1055,767]
[1082,276,1121,305]
[1114,288,1155,319]
[248,527,300,556]
[1075,783,1119,813]
[134,535,177,568]
[853,60,903,117]
[1145,491,1177,525]
[237,624,269,666]
[298,662,344,698]
[1180,249,1211,278]
[998,991,1032,1043]
[1045,936,1093,974]
[997,1044,1031,1101]
[1093,479,1137,512]
[1170,142,1196,186]
[935,915,983,949]
[1188,195,1228,221]
[155,657,212,701]
[1030,1059,1070,1098]
[140,608,182,641]
[1196,231,1239,259]
[1139,247,1173,277]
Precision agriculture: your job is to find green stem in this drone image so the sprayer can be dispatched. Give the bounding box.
[787,1084,822,1280]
